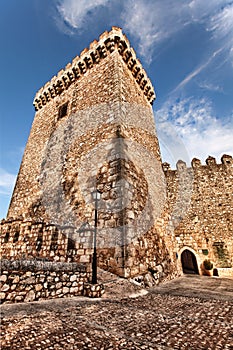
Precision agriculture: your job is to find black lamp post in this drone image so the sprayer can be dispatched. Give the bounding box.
[91,190,101,284]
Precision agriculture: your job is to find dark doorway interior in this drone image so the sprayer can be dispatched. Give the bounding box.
[181,249,199,274]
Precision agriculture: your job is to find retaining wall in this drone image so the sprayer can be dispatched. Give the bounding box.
[0,260,92,304]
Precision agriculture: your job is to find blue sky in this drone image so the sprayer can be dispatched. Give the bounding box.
[0,0,233,219]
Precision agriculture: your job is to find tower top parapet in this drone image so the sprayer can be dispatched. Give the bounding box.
[33,27,156,111]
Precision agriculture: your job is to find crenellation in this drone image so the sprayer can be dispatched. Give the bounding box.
[166,155,233,175]
[99,30,109,40]
[65,62,72,70]
[221,154,233,165]
[191,158,202,168]
[162,162,171,172]
[89,39,98,50]
[206,155,217,166]
[33,27,155,111]
[80,47,89,57]
[57,69,65,77]
[176,159,187,171]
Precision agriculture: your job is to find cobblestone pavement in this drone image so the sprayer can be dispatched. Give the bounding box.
[1,275,233,350]
[148,275,233,302]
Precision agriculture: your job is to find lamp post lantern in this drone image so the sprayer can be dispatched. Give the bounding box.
[91,190,101,284]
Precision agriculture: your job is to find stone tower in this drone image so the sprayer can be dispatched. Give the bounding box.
[2,27,178,280]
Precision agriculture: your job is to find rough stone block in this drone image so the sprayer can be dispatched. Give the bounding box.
[24,290,35,302]
[0,275,7,283]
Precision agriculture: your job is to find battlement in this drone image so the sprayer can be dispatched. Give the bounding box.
[162,154,233,173]
[33,27,156,111]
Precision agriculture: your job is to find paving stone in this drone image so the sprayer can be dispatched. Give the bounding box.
[1,275,232,350]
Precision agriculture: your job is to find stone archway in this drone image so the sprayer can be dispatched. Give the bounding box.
[181,249,199,274]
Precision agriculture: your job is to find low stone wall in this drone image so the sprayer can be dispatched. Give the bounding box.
[217,268,233,278]
[83,282,105,298]
[0,259,91,304]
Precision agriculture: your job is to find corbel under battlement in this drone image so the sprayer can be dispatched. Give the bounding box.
[33,27,156,111]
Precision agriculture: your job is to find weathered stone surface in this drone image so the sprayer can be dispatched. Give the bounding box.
[55,282,62,289]
[0,275,7,282]
[24,277,36,284]
[14,295,24,302]
[11,284,16,291]
[70,274,77,282]
[12,276,20,284]
[83,282,105,298]
[1,284,10,292]
[35,284,43,292]
[24,290,35,302]
[70,286,79,294]
[62,287,69,294]
[0,292,6,299]
[144,273,155,287]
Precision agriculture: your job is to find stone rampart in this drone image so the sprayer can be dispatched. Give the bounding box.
[0,221,92,264]
[163,154,233,276]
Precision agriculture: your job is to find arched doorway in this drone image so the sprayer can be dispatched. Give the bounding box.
[181,249,199,274]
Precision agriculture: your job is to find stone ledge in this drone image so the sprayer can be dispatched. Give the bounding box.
[0,259,87,273]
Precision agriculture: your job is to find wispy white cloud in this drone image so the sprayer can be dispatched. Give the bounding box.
[156,97,233,167]
[197,80,223,92]
[188,0,228,21]
[122,0,233,61]
[56,0,111,34]
[0,168,16,196]
[207,2,233,64]
[171,47,224,93]
[55,0,233,67]
[121,0,190,62]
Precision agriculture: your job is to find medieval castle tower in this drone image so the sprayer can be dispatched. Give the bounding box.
[1,27,232,288]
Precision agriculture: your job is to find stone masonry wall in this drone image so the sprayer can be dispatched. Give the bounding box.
[0,221,93,264]
[0,260,91,304]
[163,154,233,277]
